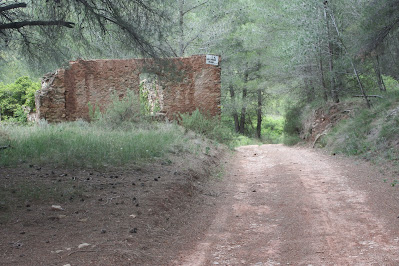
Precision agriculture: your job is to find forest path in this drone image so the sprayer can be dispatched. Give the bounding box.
[173,144,399,265]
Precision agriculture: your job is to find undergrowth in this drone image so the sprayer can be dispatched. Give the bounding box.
[180,109,234,146]
[262,116,284,144]
[0,91,191,168]
[321,90,399,166]
[0,122,187,168]
[283,104,304,146]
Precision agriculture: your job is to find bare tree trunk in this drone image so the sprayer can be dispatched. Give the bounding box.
[256,88,262,139]
[324,2,339,103]
[304,65,315,103]
[229,84,240,133]
[239,70,249,135]
[374,55,386,92]
[318,39,328,102]
[179,0,185,57]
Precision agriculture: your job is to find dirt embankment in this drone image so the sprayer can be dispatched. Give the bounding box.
[0,145,226,265]
[301,102,355,143]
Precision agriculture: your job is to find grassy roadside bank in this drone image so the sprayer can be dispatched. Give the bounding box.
[0,121,192,168]
[284,90,399,172]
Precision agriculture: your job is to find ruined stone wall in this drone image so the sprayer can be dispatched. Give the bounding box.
[36,55,221,122]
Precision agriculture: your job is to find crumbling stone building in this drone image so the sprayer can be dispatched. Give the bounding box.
[35,55,221,122]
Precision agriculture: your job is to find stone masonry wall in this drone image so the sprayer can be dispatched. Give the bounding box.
[36,55,221,122]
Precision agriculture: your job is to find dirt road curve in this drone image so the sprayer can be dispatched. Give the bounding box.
[174,145,399,265]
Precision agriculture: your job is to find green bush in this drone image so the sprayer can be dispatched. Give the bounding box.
[180,109,234,145]
[0,77,39,121]
[282,103,304,146]
[90,89,142,129]
[283,134,301,146]
[283,104,303,136]
[383,75,399,91]
[262,116,284,143]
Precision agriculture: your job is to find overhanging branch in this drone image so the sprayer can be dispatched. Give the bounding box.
[0,20,75,30]
[0,3,27,13]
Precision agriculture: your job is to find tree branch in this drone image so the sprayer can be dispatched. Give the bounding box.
[0,3,27,13]
[182,1,209,16]
[0,20,75,30]
[353,95,383,99]
[368,17,399,52]
[183,33,200,52]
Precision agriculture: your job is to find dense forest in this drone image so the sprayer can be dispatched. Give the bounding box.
[1,0,399,146]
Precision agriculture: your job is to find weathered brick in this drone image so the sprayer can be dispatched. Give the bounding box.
[35,55,221,122]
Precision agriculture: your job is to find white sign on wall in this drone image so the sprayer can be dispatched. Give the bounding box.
[206,55,219,66]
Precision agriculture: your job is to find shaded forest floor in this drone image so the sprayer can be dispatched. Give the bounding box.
[0,147,227,265]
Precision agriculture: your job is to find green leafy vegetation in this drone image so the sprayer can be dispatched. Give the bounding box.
[301,88,399,168]
[261,116,284,144]
[89,89,142,129]
[180,109,234,145]
[282,104,304,146]
[0,121,189,168]
[0,77,39,122]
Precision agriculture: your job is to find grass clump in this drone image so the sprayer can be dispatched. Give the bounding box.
[328,108,375,155]
[0,122,186,168]
[180,109,234,145]
[231,135,263,147]
[89,89,142,129]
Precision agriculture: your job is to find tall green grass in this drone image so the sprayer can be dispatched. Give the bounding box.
[262,116,284,144]
[0,122,187,168]
[325,90,399,161]
[180,109,234,145]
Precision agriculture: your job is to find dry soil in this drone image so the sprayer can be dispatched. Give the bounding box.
[2,144,399,265]
[175,144,399,265]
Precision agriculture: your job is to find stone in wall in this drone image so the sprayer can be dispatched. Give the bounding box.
[36,55,221,122]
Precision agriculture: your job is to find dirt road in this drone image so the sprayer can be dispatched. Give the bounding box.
[174,145,399,265]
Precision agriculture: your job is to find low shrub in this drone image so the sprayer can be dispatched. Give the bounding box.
[0,77,39,121]
[283,134,301,146]
[283,104,303,136]
[282,103,304,146]
[180,109,234,145]
[262,116,284,143]
[90,89,142,129]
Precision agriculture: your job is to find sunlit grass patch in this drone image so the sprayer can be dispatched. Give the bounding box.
[0,122,187,168]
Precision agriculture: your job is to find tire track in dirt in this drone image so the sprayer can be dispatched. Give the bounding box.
[173,144,399,265]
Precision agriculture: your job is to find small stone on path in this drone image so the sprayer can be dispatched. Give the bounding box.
[78,243,91,249]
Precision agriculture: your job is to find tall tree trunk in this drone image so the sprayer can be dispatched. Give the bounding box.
[318,39,328,102]
[327,3,370,108]
[324,2,339,103]
[239,70,249,135]
[256,88,262,139]
[304,65,315,103]
[229,84,240,133]
[374,55,386,92]
[179,0,185,57]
